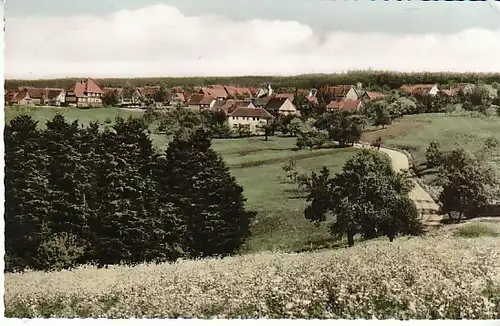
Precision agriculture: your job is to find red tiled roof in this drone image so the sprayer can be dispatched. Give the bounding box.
[273,93,295,102]
[324,85,356,97]
[365,91,385,101]
[224,86,252,97]
[5,90,19,102]
[175,93,186,102]
[9,89,29,103]
[306,96,319,104]
[138,86,159,97]
[221,99,252,114]
[25,87,47,99]
[68,78,104,97]
[199,87,228,99]
[188,94,215,105]
[326,100,362,111]
[440,89,455,96]
[229,107,273,118]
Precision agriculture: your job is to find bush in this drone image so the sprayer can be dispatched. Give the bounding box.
[454,223,500,238]
[33,233,87,271]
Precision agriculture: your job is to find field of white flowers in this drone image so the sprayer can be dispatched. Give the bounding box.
[5,235,500,319]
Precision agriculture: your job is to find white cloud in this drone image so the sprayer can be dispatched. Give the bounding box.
[5,4,500,79]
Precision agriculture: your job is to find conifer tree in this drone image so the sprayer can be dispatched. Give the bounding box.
[162,127,255,258]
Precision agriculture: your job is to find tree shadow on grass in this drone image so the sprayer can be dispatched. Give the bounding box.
[282,187,308,199]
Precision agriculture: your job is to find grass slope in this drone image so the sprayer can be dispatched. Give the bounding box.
[5,234,500,319]
[384,113,500,170]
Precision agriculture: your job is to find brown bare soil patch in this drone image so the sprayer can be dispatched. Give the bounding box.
[361,121,429,143]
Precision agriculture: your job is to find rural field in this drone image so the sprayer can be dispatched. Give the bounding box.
[5,227,500,318]
[382,112,500,170]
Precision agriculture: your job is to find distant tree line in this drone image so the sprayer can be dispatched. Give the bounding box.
[5,114,255,272]
[6,70,500,91]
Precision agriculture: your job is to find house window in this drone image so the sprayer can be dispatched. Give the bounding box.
[233,124,238,128]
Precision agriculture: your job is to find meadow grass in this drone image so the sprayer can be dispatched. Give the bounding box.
[5,235,500,319]
[4,106,143,127]
[384,113,500,169]
[454,222,500,238]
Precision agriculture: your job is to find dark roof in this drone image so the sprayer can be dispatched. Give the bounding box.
[188,94,214,105]
[324,85,356,97]
[264,97,287,110]
[47,89,65,99]
[253,97,271,107]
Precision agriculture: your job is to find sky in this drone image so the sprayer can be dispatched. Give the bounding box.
[4,0,500,79]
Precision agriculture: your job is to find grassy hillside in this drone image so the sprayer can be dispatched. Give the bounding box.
[5,230,500,319]
[385,113,500,164]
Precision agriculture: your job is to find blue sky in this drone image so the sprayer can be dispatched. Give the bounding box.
[5,0,500,78]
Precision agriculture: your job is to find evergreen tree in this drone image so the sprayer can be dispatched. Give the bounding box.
[4,115,51,270]
[162,127,255,258]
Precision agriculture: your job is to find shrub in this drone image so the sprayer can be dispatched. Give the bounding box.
[454,223,500,238]
[33,233,87,271]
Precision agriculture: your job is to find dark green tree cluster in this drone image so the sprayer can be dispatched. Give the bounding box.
[303,150,423,246]
[5,114,254,271]
[313,111,366,147]
[424,142,499,220]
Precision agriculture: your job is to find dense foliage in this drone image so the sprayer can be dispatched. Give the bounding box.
[4,114,254,271]
[424,142,500,220]
[304,150,423,246]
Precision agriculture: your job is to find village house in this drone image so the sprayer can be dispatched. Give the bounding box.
[5,87,47,106]
[224,86,253,98]
[167,92,187,107]
[264,98,299,116]
[360,91,386,101]
[220,99,255,115]
[46,88,66,106]
[326,99,364,113]
[399,84,439,97]
[324,85,360,101]
[65,78,104,108]
[449,83,474,95]
[187,94,216,111]
[227,107,273,135]
[137,86,160,101]
[255,84,273,99]
[273,92,295,102]
[198,87,228,100]
[5,89,30,106]
[253,96,272,108]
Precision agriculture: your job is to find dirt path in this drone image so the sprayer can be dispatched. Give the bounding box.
[356,143,443,229]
